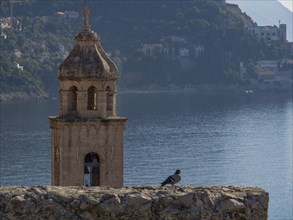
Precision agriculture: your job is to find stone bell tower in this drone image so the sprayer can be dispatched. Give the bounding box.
[49,4,126,187]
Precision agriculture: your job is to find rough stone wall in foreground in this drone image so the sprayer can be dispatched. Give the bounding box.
[0,186,268,220]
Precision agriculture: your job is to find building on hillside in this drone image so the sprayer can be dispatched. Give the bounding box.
[193,45,205,58]
[49,4,127,187]
[14,49,22,58]
[64,11,79,19]
[289,42,293,58]
[178,48,189,57]
[142,44,163,56]
[14,62,24,71]
[169,36,186,44]
[247,24,287,43]
[0,18,12,29]
[1,31,7,39]
[56,11,79,19]
[247,59,292,89]
[256,60,278,80]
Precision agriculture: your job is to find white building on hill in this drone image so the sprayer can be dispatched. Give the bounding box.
[247,24,286,43]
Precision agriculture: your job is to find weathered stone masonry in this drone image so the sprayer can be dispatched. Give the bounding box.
[49,4,126,187]
[0,186,268,220]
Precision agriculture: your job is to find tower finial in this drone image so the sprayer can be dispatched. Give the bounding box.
[83,0,91,31]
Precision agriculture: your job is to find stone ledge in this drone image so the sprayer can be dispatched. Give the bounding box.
[49,116,127,123]
[0,185,268,220]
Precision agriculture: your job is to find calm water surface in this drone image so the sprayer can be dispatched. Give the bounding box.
[0,92,292,220]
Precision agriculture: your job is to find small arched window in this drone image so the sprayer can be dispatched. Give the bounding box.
[87,86,97,110]
[68,86,78,111]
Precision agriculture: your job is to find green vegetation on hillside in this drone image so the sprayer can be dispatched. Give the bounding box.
[0,15,79,95]
[0,0,290,97]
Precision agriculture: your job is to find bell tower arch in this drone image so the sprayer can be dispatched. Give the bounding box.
[84,152,100,186]
[49,3,127,187]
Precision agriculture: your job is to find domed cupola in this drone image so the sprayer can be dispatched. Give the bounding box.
[58,6,118,80]
[56,4,121,119]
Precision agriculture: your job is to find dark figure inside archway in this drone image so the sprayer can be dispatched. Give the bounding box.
[84,152,100,186]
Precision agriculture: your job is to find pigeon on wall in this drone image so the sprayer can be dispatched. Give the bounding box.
[161,169,181,186]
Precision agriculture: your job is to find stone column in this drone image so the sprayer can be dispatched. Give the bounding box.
[77,91,87,115]
[98,92,107,118]
[59,90,68,116]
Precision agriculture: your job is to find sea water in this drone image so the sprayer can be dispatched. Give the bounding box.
[0,92,292,219]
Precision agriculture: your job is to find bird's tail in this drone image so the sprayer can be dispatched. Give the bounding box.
[161,180,168,186]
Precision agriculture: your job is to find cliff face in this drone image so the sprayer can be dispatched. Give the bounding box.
[0,186,268,220]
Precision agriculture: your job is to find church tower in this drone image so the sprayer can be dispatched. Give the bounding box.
[49,3,127,187]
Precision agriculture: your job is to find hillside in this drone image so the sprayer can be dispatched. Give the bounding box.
[227,0,293,42]
[0,0,290,100]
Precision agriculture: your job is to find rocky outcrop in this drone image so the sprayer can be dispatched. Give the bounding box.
[0,186,268,220]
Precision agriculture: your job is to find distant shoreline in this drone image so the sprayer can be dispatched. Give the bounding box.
[1,84,292,103]
[0,91,48,102]
[119,83,292,95]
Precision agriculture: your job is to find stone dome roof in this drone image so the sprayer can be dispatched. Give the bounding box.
[58,7,118,80]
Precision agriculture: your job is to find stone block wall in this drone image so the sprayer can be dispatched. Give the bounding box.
[49,118,126,187]
[0,186,268,220]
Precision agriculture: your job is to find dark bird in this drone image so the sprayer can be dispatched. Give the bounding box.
[161,169,181,186]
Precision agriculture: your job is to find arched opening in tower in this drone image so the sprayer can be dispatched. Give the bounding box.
[87,86,97,110]
[68,86,78,111]
[84,152,100,186]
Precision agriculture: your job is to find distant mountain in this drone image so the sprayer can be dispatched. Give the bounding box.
[227,0,293,42]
